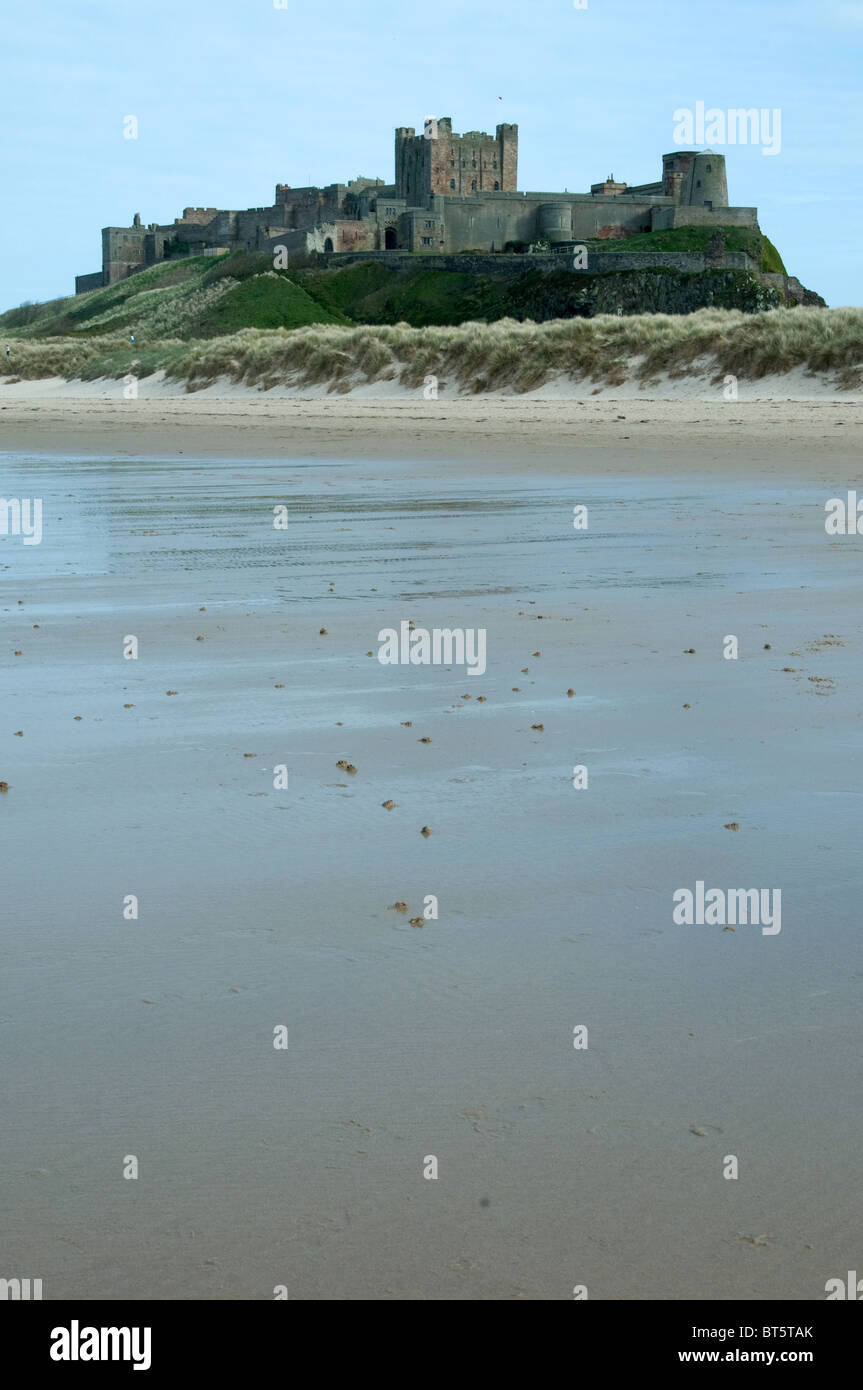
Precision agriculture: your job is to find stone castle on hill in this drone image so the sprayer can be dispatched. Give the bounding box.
[75,116,759,293]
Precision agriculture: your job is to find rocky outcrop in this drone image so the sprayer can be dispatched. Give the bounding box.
[502,267,784,320]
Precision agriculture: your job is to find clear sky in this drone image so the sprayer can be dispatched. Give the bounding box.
[2,0,861,310]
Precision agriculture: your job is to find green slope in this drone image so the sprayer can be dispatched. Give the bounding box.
[189,276,344,334]
[0,256,343,339]
[583,225,786,273]
[0,225,795,340]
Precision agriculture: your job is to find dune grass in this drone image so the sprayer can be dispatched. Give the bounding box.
[2,307,861,394]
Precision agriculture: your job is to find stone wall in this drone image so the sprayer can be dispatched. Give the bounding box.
[75,271,104,294]
[332,219,377,253]
[434,192,680,251]
[317,249,754,277]
[570,199,657,241]
[651,205,758,232]
[180,207,219,225]
[102,226,147,284]
[571,250,755,275]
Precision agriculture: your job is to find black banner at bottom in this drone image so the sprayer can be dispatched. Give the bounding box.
[3,1299,856,1374]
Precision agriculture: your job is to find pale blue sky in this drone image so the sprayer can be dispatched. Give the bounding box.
[2,0,861,309]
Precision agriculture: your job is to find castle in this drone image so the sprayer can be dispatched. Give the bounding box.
[74,117,758,293]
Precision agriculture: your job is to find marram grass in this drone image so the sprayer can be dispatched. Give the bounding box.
[3,308,862,393]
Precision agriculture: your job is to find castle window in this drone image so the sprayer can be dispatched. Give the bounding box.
[494,181,500,190]
[450,179,455,190]
[471,180,477,191]
[421,236,433,245]
[472,159,476,167]
[425,220,435,228]
[705,163,711,172]
[493,158,497,168]
[696,179,701,187]
[450,159,454,167]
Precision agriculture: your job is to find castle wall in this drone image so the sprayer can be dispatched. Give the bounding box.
[144,231,170,264]
[571,250,754,274]
[570,199,657,241]
[433,193,674,252]
[317,248,758,277]
[438,197,536,251]
[259,229,321,260]
[235,207,291,245]
[332,218,378,253]
[75,271,104,293]
[651,205,758,231]
[625,182,663,198]
[434,190,752,253]
[179,207,219,225]
[274,185,352,229]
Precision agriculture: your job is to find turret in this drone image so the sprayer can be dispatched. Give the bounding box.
[685,152,728,208]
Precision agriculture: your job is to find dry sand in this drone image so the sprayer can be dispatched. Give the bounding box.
[1,372,861,470]
[2,383,862,1299]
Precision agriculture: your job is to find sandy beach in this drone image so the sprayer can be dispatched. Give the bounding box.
[2,373,862,469]
[2,382,862,1299]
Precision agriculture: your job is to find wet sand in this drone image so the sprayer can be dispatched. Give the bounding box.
[2,400,862,1299]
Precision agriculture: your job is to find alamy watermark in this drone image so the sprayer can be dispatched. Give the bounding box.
[0,497,42,544]
[673,881,781,935]
[825,1270,863,1299]
[50,1322,151,1371]
[378,622,487,676]
[825,492,863,534]
[1,1277,42,1299]
[673,102,781,156]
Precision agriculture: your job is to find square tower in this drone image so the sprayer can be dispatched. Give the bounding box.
[395,118,518,202]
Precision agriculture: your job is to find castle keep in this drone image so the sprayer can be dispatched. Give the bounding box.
[75,118,758,293]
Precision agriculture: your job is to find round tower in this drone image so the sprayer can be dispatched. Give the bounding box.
[538,202,572,244]
[686,152,728,209]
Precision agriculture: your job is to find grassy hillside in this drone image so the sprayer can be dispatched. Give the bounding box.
[0,226,796,346]
[0,255,344,341]
[301,268,511,326]
[582,225,786,273]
